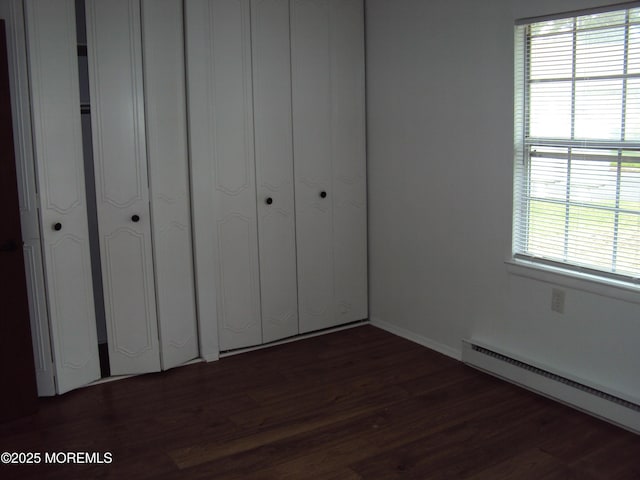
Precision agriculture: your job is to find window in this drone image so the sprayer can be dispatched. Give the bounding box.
[514,5,640,283]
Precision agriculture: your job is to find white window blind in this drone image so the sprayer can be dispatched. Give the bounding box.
[514,5,640,283]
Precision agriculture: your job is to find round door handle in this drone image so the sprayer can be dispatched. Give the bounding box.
[131,214,140,223]
[320,191,327,199]
[53,222,62,231]
[265,197,273,205]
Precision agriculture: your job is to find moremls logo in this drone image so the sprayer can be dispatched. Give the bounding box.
[0,451,113,465]
[45,452,113,464]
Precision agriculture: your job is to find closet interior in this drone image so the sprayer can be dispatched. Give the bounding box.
[76,0,108,378]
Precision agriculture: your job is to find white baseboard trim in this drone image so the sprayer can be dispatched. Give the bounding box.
[370,317,462,361]
[462,339,640,434]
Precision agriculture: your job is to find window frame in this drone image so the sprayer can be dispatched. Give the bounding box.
[513,3,640,288]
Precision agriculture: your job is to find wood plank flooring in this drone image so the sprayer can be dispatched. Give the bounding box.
[0,325,638,479]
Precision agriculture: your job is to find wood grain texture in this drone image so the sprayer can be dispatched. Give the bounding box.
[0,325,638,479]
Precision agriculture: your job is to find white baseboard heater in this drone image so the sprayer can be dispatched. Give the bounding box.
[462,339,640,434]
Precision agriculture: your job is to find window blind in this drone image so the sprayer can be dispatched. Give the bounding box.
[514,6,640,282]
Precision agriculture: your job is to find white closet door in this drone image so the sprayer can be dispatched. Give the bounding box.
[291,0,367,333]
[185,0,220,361]
[0,0,55,396]
[86,0,160,375]
[291,0,334,332]
[141,0,199,369]
[251,0,298,343]
[329,0,367,324]
[24,0,100,394]
[188,0,262,351]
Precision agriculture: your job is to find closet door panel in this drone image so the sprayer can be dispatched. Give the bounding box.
[333,197,367,321]
[257,209,298,341]
[0,0,55,396]
[24,0,100,393]
[87,3,145,209]
[292,0,367,333]
[102,229,154,352]
[22,243,54,395]
[252,0,298,343]
[330,0,367,322]
[86,0,160,375]
[204,0,261,351]
[185,0,220,360]
[141,0,199,369]
[291,0,334,332]
[332,0,366,189]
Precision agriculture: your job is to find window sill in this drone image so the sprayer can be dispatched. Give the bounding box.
[505,259,640,305]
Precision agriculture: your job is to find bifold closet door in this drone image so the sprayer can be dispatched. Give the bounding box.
[24,0,100,393]
[141,0,199,369]
[291,0,368,333]
[0,0,56,396]
[251,0,299,343]
[86,0,161,375]
[187,0,262,351]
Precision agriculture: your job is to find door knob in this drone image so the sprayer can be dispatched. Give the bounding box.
[53,222,62,231]
[320,191,327,198]
[131,214,140,223]
[265,197,273,205]
[0,240,19,252]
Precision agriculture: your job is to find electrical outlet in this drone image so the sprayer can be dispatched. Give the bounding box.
[551,288,565,314]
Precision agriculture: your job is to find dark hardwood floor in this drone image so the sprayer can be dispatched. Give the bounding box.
[0,325,638,479]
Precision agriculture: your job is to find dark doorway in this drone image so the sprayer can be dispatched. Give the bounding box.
[0,19,38,422]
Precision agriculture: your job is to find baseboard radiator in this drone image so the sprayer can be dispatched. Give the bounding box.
[462,340,640,434]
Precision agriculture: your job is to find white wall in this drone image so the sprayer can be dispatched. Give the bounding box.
[366,0,640,402]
